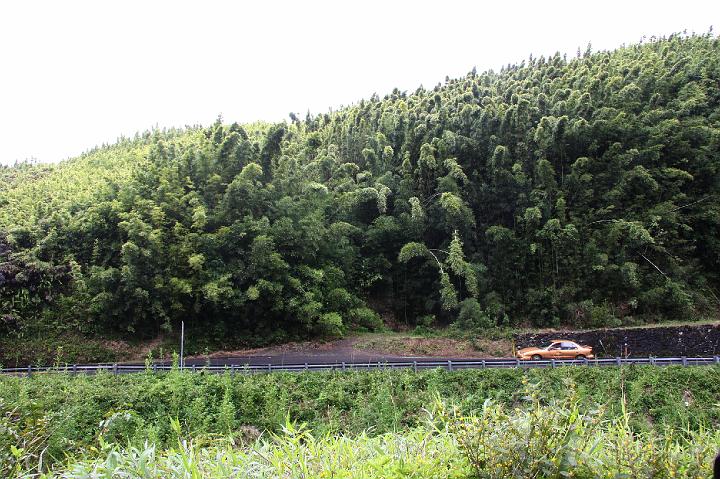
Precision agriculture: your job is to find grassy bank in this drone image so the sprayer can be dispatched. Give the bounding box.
[8,388,720,478]
[1,365,719,469]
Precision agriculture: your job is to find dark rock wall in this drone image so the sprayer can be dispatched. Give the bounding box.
[514,324,720,358]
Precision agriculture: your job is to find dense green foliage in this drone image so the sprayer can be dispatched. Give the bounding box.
[12,414,720,479]
[2,368,719,478]
[1,365,719,470]
[2,33,720,347]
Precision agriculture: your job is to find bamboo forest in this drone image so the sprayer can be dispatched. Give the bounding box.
[1,33,719,352]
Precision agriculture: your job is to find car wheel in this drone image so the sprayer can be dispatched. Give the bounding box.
[575,354,586,360]
[531,354,542,361]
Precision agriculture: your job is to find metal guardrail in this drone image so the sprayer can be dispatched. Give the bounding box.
[1,356,720,377]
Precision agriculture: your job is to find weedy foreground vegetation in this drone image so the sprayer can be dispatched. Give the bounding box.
[1,366,719,477]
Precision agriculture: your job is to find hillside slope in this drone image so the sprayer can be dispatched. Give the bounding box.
[1,33,719,350]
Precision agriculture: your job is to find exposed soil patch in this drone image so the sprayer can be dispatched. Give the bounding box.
[189,337,363,360]
[180,333,512,364]
[354,335,511,358]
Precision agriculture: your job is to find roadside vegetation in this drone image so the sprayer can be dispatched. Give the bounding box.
[2,365,720,475]
[2,367,719,477]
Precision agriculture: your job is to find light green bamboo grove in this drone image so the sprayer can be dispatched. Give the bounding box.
[1,33,719,348]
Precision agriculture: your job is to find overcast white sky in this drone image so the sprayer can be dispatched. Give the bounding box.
[0,0,718,165]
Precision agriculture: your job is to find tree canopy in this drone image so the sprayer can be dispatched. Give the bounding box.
[1,33,719,344]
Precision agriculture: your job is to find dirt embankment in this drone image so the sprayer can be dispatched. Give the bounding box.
[514,323,720,358]
[185,334,503,363]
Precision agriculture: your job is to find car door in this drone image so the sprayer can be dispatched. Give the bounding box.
[546,342,563,358]
[558,341,579,359]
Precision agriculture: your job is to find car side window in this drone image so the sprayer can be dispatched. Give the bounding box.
[548,343,561,350]
[560,342,577,350]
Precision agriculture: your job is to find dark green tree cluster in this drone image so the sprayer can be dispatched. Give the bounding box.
[1,33,719,344]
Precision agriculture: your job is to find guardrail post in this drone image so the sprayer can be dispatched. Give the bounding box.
[113,364,118,375]
[230,365,235,376]
[304,363,308,371]
[481,360,486,369]
[650,357,655,366]
[616,357,621,367]
[681,356,687,366]
[192,364,196,373]
[714,356,720,365]
[413,361,417,373]
[551,359,556,368]
[342,362,346,371]
[27,366,32,377]
[153,364,157,373]
[447,360,453,372]
[516,358,520,368]
[72,364,77,375]
[268,363,272,373]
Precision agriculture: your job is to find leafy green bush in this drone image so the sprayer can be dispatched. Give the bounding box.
[412,314,436,335]
[455,298,494,330]
[347,307,383,331]
[438,379,720,478]
[318,312,344,337]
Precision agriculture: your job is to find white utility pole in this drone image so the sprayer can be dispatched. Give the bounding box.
[180,321,185,370]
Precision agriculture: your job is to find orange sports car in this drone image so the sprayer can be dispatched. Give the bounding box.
[516,340,594,360]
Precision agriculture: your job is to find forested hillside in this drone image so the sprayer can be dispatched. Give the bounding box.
[1,33,719,348]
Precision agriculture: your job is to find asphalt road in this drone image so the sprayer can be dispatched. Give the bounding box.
[3,355,718,375]
[164,351,456,367]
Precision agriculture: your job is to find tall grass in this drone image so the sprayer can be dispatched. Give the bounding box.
[17,390,720,479]
[2,366,719,476]
[437,377,720,478]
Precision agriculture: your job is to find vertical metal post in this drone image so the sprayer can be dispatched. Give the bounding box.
[616,357,621,367]
[268,363,272,373]
[72,364,77,375]
[516,358,520,368]
[113,363,118,375]
[413,361,417,373]
[714,356,720,365]
[481,360,486,369]
[231,365,235,376]
[192,364,196,373]
[681,356,687,366]
[448,360,453,372]
[304,363,308,371]
[27,365,32,377]
[551,359,556,368]
[153,363,157,373]
[342,362,346,371]
[179,321,185,370]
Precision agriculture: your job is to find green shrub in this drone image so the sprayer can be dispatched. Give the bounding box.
[455,298,494,330]
[412,314,436,335]
[438,379,720,478]
[347,307,383,331]
[318,312,344,337]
